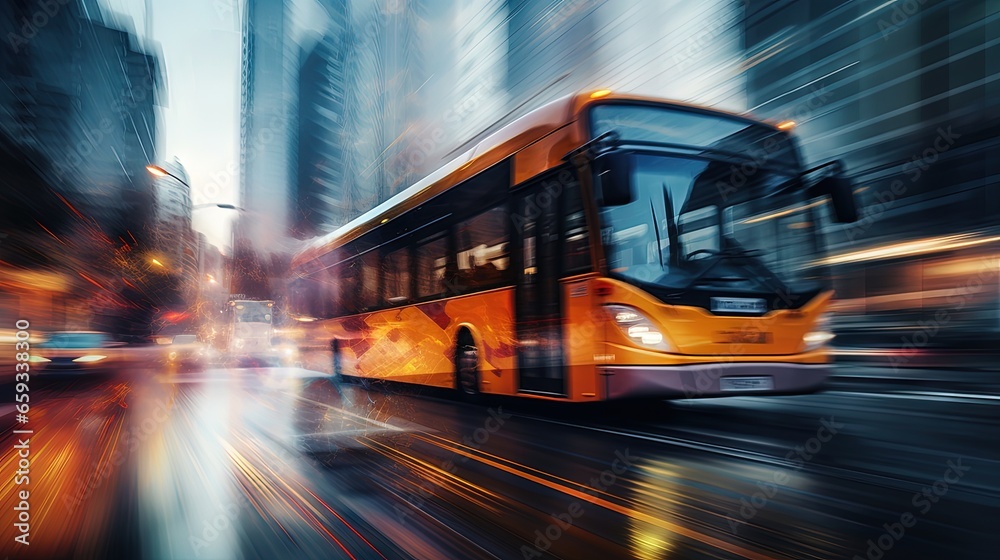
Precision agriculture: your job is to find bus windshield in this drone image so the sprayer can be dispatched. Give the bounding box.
[590,103,800,172]
[233,301,273,323]
[599,154,824,306]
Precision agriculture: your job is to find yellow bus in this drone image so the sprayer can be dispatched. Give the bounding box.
[289,91,859,402]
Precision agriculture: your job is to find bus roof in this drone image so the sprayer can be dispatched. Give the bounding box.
[292,91,778,268]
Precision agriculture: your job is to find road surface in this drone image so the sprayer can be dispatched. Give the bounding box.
[0,362,997,559]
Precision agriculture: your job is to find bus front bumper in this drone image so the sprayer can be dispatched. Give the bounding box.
[600,363,829,400]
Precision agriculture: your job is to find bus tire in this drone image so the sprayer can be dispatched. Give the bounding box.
[456,336,481,400]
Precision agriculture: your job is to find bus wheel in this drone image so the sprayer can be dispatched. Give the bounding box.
[456,338,480,399]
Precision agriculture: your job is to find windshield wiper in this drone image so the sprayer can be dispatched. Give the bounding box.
[683,237,789,295]
[723,236,792,296]
[649,200,664,268]
[663,182,680,266]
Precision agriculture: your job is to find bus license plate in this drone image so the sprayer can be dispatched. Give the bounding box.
[711,297,767,313]
[720,376,774,391]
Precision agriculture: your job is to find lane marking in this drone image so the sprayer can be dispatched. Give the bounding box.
[832,391,1000,403]
[414,433,778,560]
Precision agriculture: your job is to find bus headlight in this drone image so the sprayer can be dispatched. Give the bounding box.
[604,304,672,351]
[803,313,835,350]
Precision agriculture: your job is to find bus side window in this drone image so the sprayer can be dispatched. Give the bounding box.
[359,251,380,311]
[561,171,591,274]
[416,235,448,299]
[338,262,360,315]
[320,266,338,318]
[456,204,510,292]
[383,247,411,305]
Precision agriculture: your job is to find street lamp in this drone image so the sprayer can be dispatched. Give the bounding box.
[148,163,245,293]
[147,162,242,252]
[148,166,243,209]
[146,164,186,184]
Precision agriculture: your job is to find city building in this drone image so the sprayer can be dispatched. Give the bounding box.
[741,0,1000,341]
[239,0,296,250]
[0,0,162,329]
[294,1,350,238]
[152,157,198,299]
[287,0,750,240]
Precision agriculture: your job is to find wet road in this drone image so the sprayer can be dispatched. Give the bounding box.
[1,363,998,560]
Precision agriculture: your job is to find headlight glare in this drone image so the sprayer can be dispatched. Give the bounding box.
[803,313,835,350]
[73,355,107,363]
[604,304,672,352]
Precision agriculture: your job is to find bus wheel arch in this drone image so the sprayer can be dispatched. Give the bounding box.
[455,327,481,398]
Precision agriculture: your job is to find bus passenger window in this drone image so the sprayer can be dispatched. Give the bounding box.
[359,251,379,310]
[319,267,338,318]
[416,236,448,299]
[456,205,510,292]
[338,263,360,315]
[384,247,411,305]
[562,176,591,274]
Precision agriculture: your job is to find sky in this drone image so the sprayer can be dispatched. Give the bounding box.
[98,0,243,253]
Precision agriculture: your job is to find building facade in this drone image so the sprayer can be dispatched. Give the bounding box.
[0,0,162,329]
[239,0,297,250]
[289,0,749,239]
[294,0,350,238]
[152,158,198,299]
[742,0,1000,341]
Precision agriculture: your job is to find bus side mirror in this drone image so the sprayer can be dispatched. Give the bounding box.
[594,153,634,206]
[810,161,858,223]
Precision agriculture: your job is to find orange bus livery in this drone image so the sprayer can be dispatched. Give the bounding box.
[289,91,859,402]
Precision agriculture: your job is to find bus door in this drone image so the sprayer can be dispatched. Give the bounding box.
[514,188,566,395]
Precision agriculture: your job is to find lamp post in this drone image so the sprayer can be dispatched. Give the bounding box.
[147,164,244,292]
[146,164,186,185]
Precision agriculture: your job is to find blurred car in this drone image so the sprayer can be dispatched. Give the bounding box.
[31,332,125,374]
[165,334,210,371]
